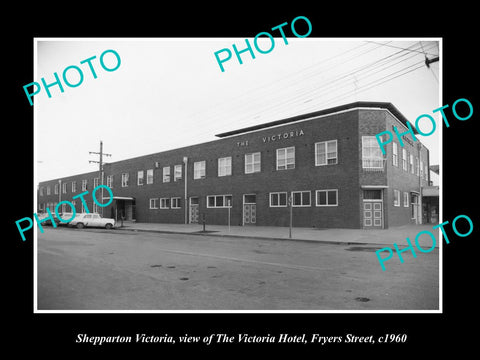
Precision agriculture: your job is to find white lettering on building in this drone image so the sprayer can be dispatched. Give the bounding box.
[262,129,304,143]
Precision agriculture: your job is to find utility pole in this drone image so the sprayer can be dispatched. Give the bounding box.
[425,56,439,68]
[89,140,112,216]
[288,194,293,239]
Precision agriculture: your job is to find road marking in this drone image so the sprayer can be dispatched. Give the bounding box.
[152,247,331,272]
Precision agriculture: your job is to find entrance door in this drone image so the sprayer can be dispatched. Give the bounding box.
[189,197,199,224]
[411,193,419,224]
[363,202,383,228]
[363,189,383,229]
[243,194,256,225]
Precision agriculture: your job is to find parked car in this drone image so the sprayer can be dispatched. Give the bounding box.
[37,212,76,226]
[69,213,116,229]
[56,212,75,225]
[36,212,56,226]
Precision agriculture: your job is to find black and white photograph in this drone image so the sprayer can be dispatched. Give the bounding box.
[33,37,441,312]
[7,6,479,355]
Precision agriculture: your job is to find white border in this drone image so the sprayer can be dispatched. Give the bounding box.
[34,37,442,314]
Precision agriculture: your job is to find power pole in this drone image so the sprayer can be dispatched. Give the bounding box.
[89,140,112,216]
[425,55,439,68]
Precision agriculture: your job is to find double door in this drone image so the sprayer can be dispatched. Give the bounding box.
[363,201,383,228]
[243,194,256,225]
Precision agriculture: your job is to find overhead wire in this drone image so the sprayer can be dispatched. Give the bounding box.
[209,42,437,130]
[155,41,438,148]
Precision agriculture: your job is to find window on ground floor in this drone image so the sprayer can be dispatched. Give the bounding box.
[171,197,181,209]
[150,198,159,209]
[160,198,170,209]
[207,195,232,208]
[316,189,338,206]
[292,191,311,207]
[269,192,287,207]
[393,189,400,206]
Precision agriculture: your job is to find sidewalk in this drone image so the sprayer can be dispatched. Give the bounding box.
[115,221,441,248]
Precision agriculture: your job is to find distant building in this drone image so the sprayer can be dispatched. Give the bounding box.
[423,165,440,224]
[38,101,434,229]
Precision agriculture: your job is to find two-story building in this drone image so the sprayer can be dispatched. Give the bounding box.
[37,101,432,229]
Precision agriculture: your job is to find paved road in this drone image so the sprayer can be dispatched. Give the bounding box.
[37,227,439,311]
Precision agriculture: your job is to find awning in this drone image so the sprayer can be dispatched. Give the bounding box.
[102,196,135,200]
[361,185,389,189]
[422,187,439,197]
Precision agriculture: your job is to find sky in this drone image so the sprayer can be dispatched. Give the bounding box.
[35,38,440,184]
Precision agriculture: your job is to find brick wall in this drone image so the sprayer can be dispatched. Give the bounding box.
[37,105,430,230]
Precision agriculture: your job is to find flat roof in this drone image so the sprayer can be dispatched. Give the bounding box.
[215,101,416,138]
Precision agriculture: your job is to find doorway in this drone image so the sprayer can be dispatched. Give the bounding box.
[243,194,256,225]
[363,189,383,229]
[189,197,199,224]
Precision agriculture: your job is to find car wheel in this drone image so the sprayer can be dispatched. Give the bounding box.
[105,223,113,230]
[76,223,85,229]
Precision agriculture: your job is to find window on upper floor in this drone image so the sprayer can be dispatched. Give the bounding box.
[276,147,295,170]
[245,152,261,174]
[362,136,383,169]
[315,140,337,166]
[218,157,232,177]
[194,161,206,179]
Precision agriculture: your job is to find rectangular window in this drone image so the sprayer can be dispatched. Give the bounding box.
[362,136,383,169]
[206,194,232,208]
[121,173,129,187]
[392,142,398,166]
[409,154,414,174]
[292,191,311,207]
[420,160,424,179]
[276,147,295,170]
[424,165,428,181]
[218,157,232,177]
[71,181,77,193]
[82,179,88,191]
[146,169,154,184]
[245,152,261,174]
[415,157,420,176]
[174,165,182,181]
[315,140,338,166]
[402,149,407,171]
[137,171,144,186]
[316,189,338,206]
[106,175,113,188]
[160,198,170,209]
[149,198,159,209]
[54,183,59,194]
[269,192,287,207]
[194,161,206,179]
[92,202,99,214]
[163,166,170,182]
[62,182,67,194]
[94,177,99,188]
[403,192,409,207]
[363,189,382,200]
[39,187,44,196]
[46,186,51,195]
[171,197,181,209]
[394,189,400,206]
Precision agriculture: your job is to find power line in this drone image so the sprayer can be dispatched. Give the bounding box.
[366,41,438,57]
[208,44,434,129]
[205,43,436,129]
[147,41,438,146]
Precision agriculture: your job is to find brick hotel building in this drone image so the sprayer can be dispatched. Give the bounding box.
[37,101,435,229]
